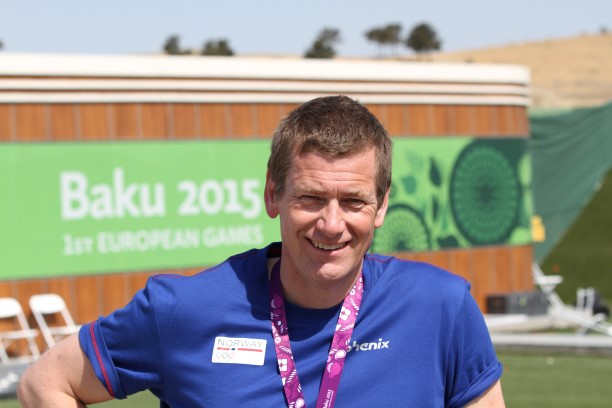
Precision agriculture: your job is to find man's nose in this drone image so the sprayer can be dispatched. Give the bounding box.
[316,201,345,235]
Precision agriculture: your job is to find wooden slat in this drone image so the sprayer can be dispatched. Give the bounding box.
[15,104,46,141]
[430,105,452,136]
[280,104,300,117]
[15,280,47,311]
[454,105,473,135]
[0,282,13,298]
[470,248,493,309]
[46,278,75,315]
[79,104,109,140]
[398,251,431,264]
[228,104,255,138]
[511,245,534,291]
[172,103,198,139]
[365,105,386,129]
[0,105,12,141]
[406,105,430,135]
[449,249,472,283]
[474,105,496,136]
[127,272,152,297]
[14,280,47,351]
[141,104,169,139]
[429,251,450,271]
[49,104,77,141]
[112,103,140,139]
[257,104,283,138]
[493,105,530,137]
[100,275,128,315]
[73,276,101,323]
[497,106,517,136]
[492,247,513,293]
[200,104,227,138]
[383,105,406,136]
[508,106,522,136]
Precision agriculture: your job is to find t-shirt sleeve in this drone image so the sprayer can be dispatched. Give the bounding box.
[445,285,503,408]
[79,277,164,399]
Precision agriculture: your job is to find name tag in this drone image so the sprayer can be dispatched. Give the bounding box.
[211,336,267,366]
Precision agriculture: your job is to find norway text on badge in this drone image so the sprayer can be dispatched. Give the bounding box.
[211,336,267,366]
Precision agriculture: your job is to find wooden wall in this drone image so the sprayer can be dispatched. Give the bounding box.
[0,101,532,354]
[0,103,528,142]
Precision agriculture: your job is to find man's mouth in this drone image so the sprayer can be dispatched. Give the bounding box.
[310,239,345,251]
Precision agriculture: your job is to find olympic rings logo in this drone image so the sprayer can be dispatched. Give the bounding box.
[215,352,235,361]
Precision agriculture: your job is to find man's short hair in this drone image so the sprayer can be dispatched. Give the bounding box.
[267,95,392,206]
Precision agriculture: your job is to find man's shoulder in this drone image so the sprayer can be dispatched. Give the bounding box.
[364,253,474,322]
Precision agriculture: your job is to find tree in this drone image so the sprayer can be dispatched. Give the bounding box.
[304,28,341,59]
[201,39,234,56]
[163,34,188,55]
[384,23,402,56]
[0,39,3,50]
[365,27,386,56]
[365,23,402,57]
[405,22,442,54]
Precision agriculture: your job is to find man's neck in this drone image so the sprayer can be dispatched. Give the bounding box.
[276,264,360,310]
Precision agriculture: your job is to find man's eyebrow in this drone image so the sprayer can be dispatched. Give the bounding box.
[294,185,374,200]
[288,184,324,196]
[344,187,371,197]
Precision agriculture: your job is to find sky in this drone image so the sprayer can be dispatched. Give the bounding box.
[1,0,611,57]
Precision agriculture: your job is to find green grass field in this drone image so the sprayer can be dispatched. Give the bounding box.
[2,352,611,407]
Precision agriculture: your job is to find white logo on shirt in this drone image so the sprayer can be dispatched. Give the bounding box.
[347,338,390,353]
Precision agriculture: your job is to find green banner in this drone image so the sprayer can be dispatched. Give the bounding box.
[0,140,278,280]
[1,137,532,280]
[372,137,532,253]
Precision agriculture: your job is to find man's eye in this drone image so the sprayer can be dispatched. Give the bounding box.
[301,195,321,201]
[344,198,365,207]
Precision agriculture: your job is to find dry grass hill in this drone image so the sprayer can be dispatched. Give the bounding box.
[430,32,612,108]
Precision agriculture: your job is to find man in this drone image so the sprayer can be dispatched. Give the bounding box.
[18,95,504,407]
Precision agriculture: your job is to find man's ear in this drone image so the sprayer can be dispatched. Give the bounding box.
[264,170,279,219]
[374,188,390,228]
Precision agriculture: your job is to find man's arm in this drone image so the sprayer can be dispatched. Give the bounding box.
[17,333,113,408]
[465,380,505,408]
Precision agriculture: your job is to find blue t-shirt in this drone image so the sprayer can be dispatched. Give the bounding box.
[80,243,502,407]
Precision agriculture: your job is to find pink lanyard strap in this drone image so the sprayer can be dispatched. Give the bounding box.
[269,261,364,408]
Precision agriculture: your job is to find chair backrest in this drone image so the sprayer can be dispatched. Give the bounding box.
[0,297,33,332]
[0,297,40,364]
[0,298,24,319]
[29,293,79,349]
[29,293,76,326]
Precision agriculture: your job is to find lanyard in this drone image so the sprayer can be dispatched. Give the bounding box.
[269,261,364,408]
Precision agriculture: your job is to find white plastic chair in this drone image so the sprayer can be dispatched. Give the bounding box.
[29,294,81,349]
[0,297,41,364]
[532,263,612,336]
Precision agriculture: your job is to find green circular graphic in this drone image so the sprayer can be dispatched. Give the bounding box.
[450,143,520,245]
[371,204,430,253]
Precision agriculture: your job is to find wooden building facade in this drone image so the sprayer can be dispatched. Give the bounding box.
[0,54,532,339]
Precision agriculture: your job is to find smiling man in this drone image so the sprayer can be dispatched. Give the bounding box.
[18,95,504,407]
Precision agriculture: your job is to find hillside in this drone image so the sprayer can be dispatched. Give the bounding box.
[431,33,612,108]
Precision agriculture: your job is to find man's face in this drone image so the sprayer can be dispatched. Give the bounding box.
[265,148,389,300]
